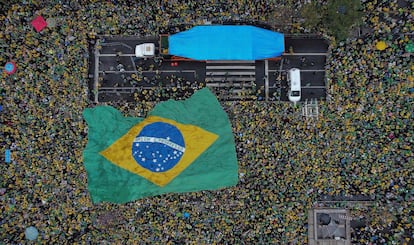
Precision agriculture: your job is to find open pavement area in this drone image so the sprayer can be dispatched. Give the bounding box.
[89,34,329,103]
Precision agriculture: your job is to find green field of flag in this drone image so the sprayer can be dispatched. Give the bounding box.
[82,88,239,203]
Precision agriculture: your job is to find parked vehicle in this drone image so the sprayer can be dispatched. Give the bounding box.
[288,68,301,103]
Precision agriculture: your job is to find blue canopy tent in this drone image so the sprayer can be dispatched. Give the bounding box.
[168,25,285,61]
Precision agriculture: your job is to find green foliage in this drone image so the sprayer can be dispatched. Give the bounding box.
[301,2,322,30]
[324,0,363,40]
[300,0,363,41]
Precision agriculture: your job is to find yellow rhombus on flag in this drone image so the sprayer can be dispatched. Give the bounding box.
[100,116,218,187]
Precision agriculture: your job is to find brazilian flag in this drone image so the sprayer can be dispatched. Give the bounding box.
[82,88,238,203]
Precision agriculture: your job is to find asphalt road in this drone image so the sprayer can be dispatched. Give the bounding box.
[285,36,329,53]
[91,36,207,102]
[266,36,328,102]
[89,34,329,102]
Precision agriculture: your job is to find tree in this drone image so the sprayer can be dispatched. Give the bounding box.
[324,0,363,40]
[300,2,323,30]
[300,0,363,40]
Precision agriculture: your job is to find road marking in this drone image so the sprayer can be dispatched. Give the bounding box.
[99,70,196,73]
[94,43,100,103]
[206,65,256,70]
[99,86,196,90]
[98,54,137,57]
[206,82,255,87]
[205,61,257,98]
[283,53,328,56]
[302,86,326,89]
[206,71,255,76]
[204,77,256,82]
[265,59,269,101]
[300,70,326,72]
[206,60,255,64]
[268,69,325,72]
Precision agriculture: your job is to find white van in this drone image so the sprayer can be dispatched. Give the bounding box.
[287,68,301,103]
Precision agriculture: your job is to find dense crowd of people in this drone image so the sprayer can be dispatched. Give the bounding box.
[1,0,413,243]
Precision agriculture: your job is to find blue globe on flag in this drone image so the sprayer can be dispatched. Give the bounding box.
[132,122,185,172]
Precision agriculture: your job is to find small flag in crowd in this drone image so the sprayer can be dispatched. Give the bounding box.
[4,61,16,75]
[31,16,47,32]
[375,41,387,51]
[5,149,11,163]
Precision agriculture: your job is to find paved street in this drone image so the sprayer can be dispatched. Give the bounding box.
[88,33,329,102]
[267,36,329,102]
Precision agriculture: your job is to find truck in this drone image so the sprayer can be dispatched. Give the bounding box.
[135,43,155,58]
